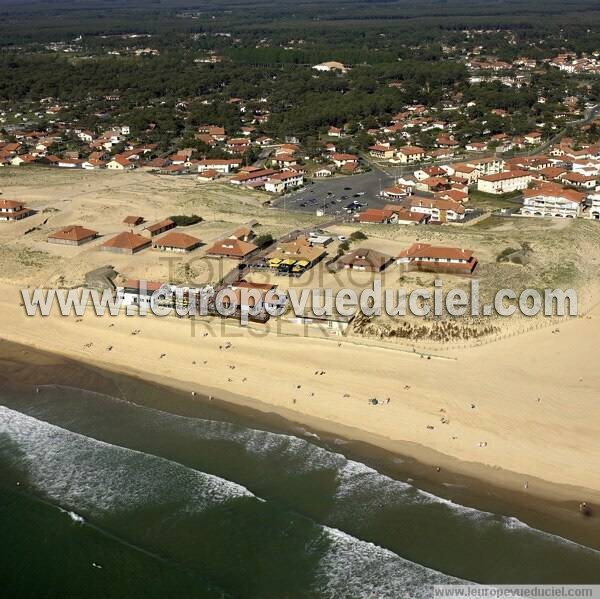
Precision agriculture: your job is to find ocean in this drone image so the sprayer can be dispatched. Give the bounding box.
[1,368,599,597]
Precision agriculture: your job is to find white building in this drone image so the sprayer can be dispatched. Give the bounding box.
[264,171,304,193]
[477,170,532,194]
[521,184,586,218]
[197,159,241,174]
[465,157,505,176]
[312,61,347,73]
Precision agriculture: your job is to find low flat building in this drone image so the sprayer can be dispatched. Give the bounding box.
[382,185,410,200]
[48,225,98,246]
[337,248,393,272]
[123,215,144,226]
[100,232,152,254]
[354,208,398,224]
[197,159,240,174]
[397,243,478,275]
[559,172,597,190]
[152,231,202,253]
[206,237,258,260]
[144,218,176,237]
[382,205,429,224]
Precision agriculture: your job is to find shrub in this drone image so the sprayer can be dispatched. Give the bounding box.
[254,233,274,248]
[496,247,517,262]
[349,230,367,242]
[169,214,203,226]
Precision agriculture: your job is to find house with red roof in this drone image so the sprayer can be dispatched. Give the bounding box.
[100,232,151,254]
[397,243,478,275]
[0,200,34,221]
[48,225,98,246]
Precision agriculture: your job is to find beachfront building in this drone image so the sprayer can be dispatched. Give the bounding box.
[264,238,326,276]
[100,231,152,254]
[47,225,98,246]
[0,199,34,222]
[152,231,202,253]
[337,248,393,272]
[144,218,176,238]
[117,280,215,314]
[397,243,478,275]
[117,280,166,309]
[477,170,532,194]
[220,280,286,316]
[521,183,586,218]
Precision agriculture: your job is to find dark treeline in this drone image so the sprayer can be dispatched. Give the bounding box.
[0,0,599,146]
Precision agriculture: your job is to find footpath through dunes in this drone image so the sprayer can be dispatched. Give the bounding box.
[1,386,599,594]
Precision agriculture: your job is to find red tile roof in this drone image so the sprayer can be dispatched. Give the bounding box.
[153,231,201,250]
[101,232,151,251]
[48,225,97,242]
[398,242,474,262]
[206,238,258,258]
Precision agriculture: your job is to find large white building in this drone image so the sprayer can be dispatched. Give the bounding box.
[264,171,304,193]
[477,170,532,194]
[521,183,586,218]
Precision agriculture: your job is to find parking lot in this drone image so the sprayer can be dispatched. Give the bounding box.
[271,168,396,217]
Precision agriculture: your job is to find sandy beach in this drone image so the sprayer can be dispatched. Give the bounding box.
[2,281,600,519]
